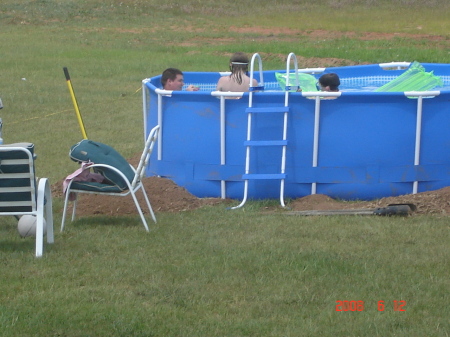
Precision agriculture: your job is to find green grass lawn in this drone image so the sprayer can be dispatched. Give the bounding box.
[1,1,449,335]
[1,207,449,336]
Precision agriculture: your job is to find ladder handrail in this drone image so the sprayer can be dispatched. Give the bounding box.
[249,53,264,108]
[285,52,300,94]
[231,53,264,210]
[278,53,299,206]
[248,54,263,208]
[249,53,264,88]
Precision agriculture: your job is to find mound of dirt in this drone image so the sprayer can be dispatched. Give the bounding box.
[287,188,450,216]
[53,173,450,217]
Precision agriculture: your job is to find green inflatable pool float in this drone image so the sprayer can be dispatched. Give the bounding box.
[275,72,318,92]
[375,61,443,92]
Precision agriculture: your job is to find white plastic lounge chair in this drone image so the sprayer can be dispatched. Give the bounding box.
[0,143,54,257]
[61,125,160,232]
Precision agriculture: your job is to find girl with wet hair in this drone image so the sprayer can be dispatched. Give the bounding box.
[216,52,258,92]
[229,52,250,85]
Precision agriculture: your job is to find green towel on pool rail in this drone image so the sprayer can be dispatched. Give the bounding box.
[375,61,443,92]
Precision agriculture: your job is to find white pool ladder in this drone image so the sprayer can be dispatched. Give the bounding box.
[231,53,299,209]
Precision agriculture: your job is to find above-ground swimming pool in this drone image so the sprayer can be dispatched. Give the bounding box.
[142,57,450,202]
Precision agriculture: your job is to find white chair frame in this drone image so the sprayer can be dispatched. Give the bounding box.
[61,125,160,232]
[0,145,54,257]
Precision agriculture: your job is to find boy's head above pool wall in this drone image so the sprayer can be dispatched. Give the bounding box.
[161,68,199,91]
[318,73,340,92]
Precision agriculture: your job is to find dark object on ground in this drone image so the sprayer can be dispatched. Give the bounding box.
[285,203,416,216]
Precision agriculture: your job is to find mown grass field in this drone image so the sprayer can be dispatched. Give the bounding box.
[1,1,449,336]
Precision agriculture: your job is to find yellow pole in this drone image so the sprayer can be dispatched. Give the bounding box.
[63,67,88,139]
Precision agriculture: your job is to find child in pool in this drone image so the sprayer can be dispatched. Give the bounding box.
[216,52,258,92]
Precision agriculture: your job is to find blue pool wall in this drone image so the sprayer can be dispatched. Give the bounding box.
[143,63,450,200]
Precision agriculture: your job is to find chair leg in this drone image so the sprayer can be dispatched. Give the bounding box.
[35,216,44,257]
[140,184,157,224]
[61,186,71,232]
[130,189,150,232]
[36,178,53,257]
[44,179,54,244]
[71,197,78,222]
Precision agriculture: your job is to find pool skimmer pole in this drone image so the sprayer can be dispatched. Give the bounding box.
[63,67,88,139]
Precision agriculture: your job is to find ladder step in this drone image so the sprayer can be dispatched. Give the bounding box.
[242,173,287,180]
[245,107,289,113]
[249,86,265,92]
[285,85,300,91]
[244,140,288,146]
